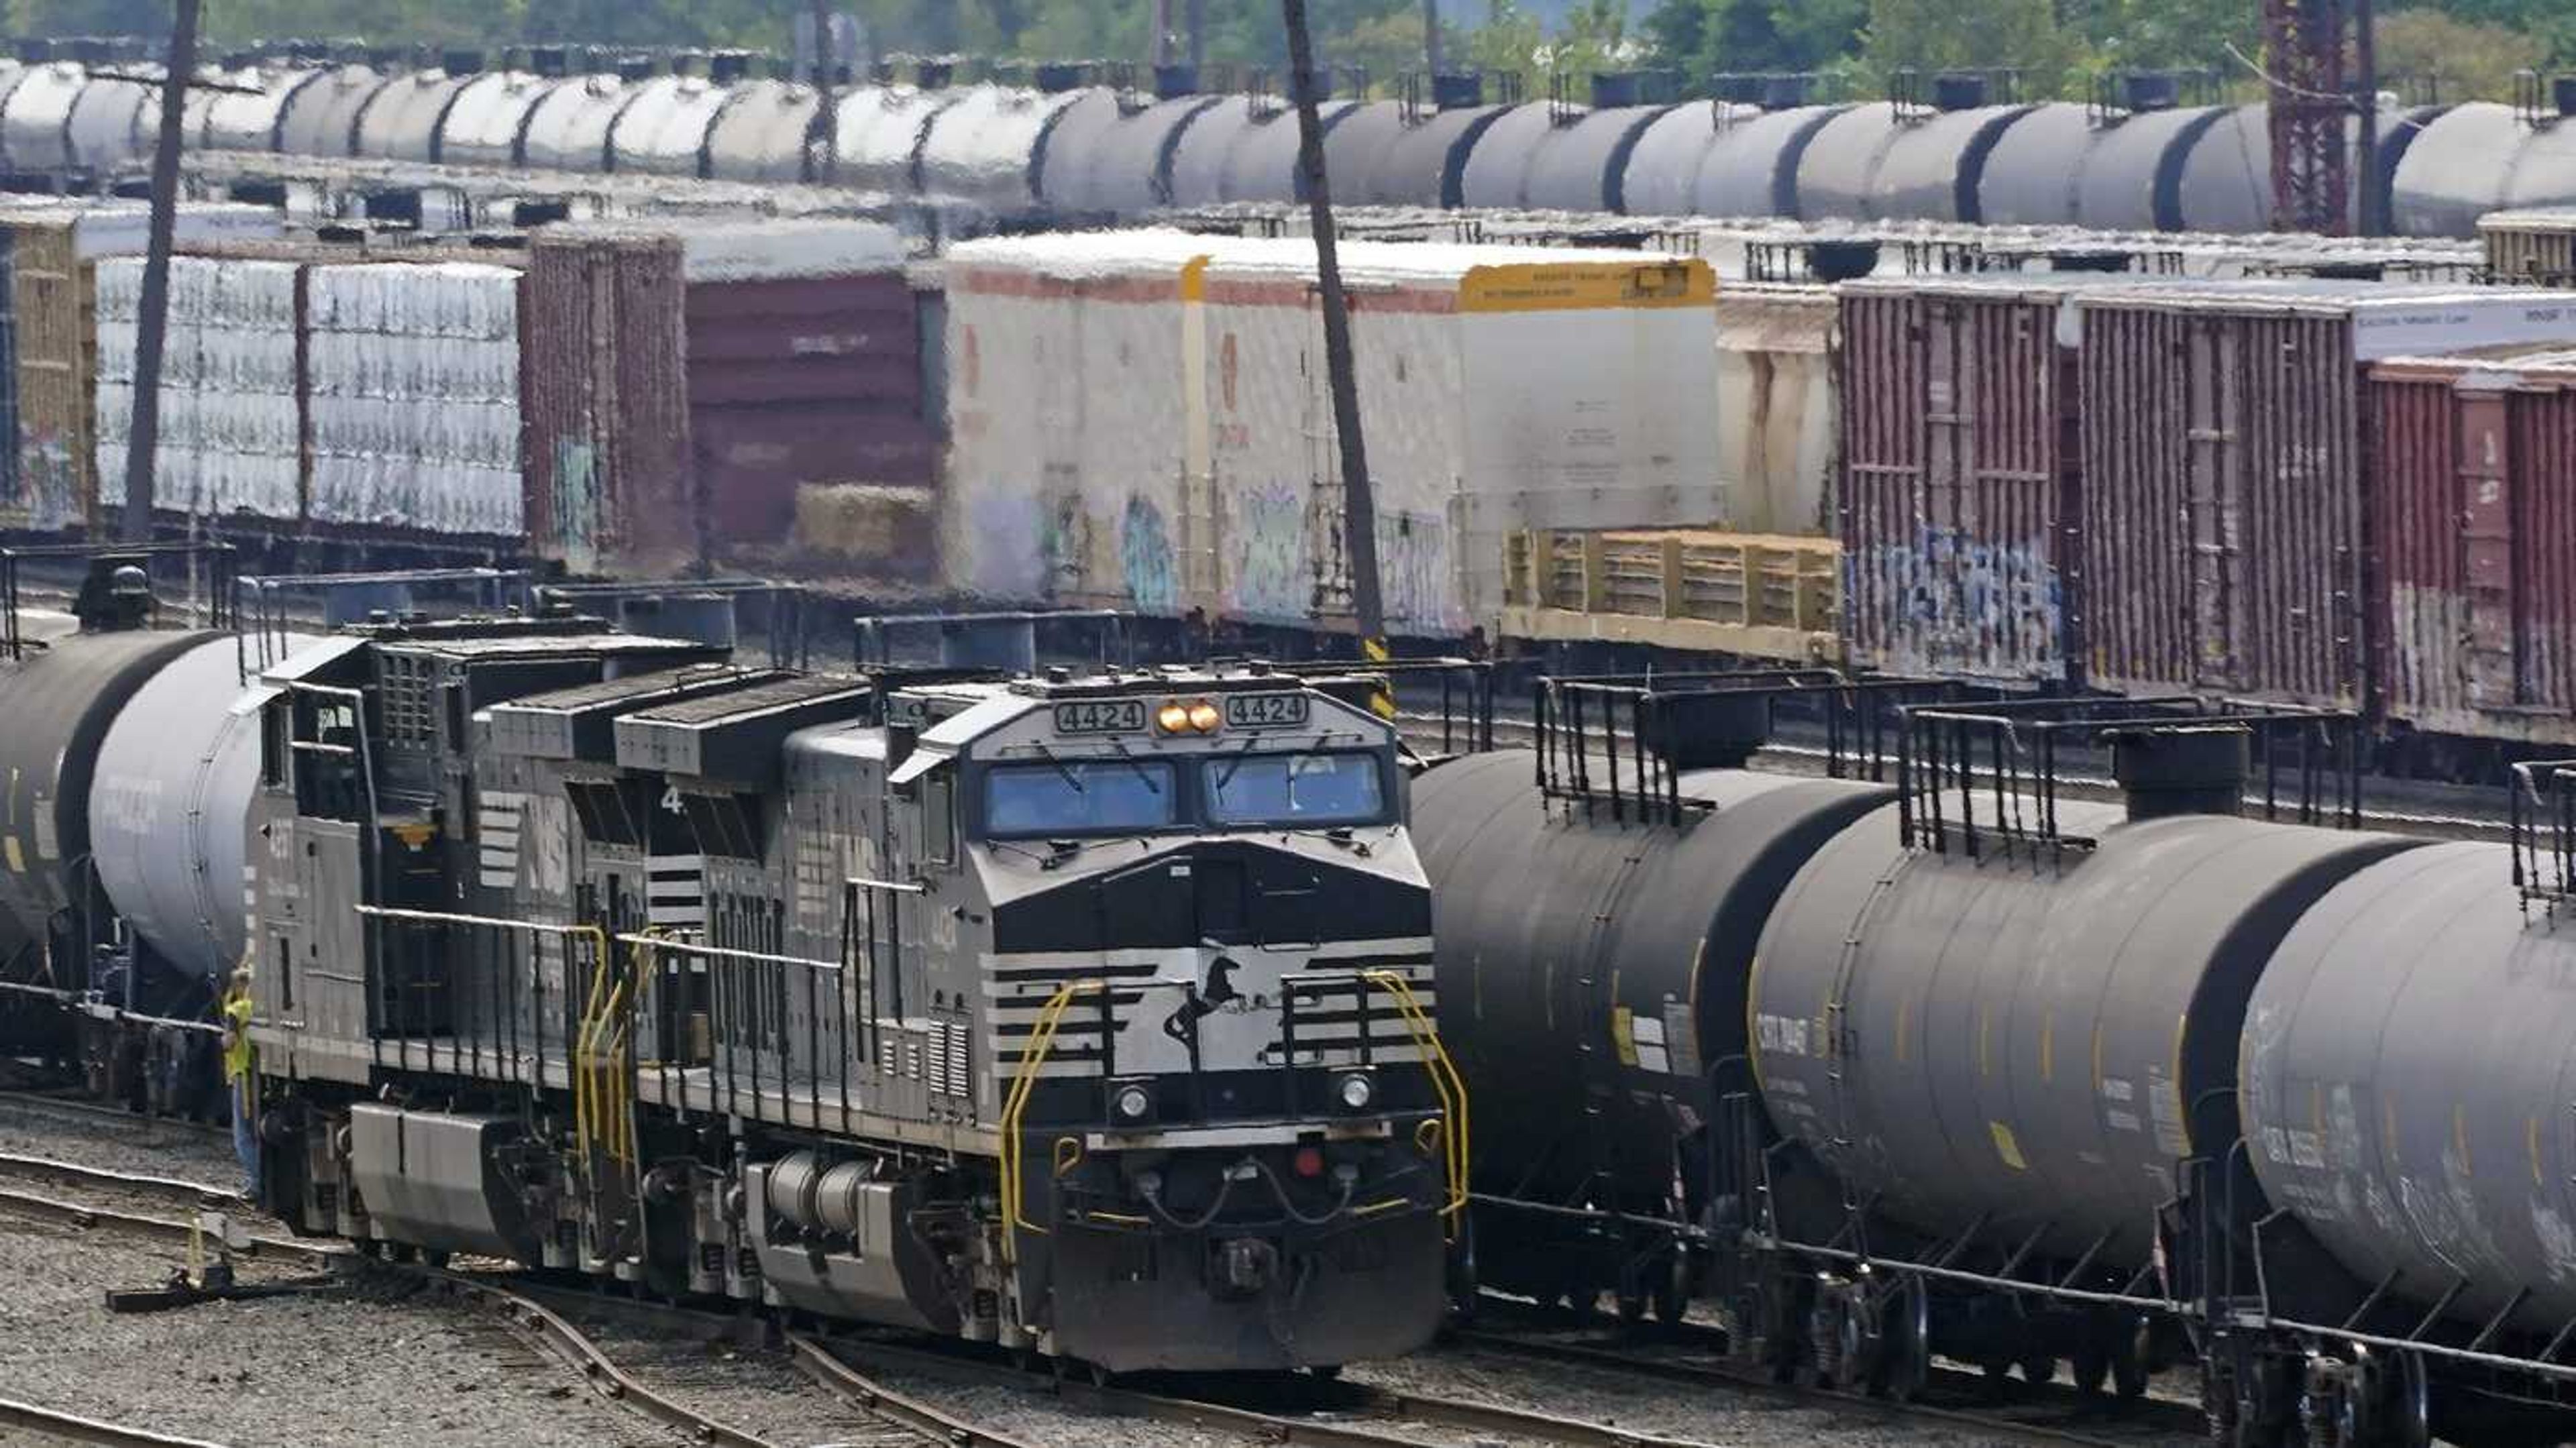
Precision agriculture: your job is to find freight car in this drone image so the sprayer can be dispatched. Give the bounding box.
[0,42,2523,237]
[1419,677,2576,1444]
[231,613,1459,1374]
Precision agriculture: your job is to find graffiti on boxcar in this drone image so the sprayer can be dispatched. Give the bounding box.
[551,440,602,573]
[15,434,80,531]
[1855,525,2064,679]
[1230,481,1309,623]
[1379,512,1458,635]
[1120,495,1179,613]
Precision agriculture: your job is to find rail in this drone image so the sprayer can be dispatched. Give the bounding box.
[0,1396,229,1448]
[1897,695,2363,858]
[1501,528,1841,665]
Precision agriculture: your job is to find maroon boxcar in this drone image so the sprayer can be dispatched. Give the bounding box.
[2371,349,2576,746]
[1837,277,2079,684]
[2076,284,2576,707]
[524,225,694,576]
[678,221,939,558]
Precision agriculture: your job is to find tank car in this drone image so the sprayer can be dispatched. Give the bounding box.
[1618,99,1765,217]
[1413,681,1891,1319]
[1458,76,1673,213]
[437,66,566,171]
[1350,87,1500,209]
[63,67,149,174]
[1,58,89,174]
[828,82,961,194]
[704,77,822,184]
[608,66,735,178]
[354,54,484,165]
[272,63,386,160]
[1036,84,1226,215]
[915,81,1092,215]
[1167,95,1344,208]
[1794,93,2039,224]
[2219,812,2576,1447]
[241,614,1463,1375]
[1695,103,1849,218]
[519,64,637,173]
[200,62,321,154]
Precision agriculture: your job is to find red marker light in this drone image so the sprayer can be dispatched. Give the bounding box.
[1293,1146,1326,1178]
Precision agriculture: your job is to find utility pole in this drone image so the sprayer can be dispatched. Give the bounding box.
[2354,0,2381,235]
[807,0,837,184]
[1187,0,1208,70]
[123,0,201,543]
[1424,0,1444,74]
[1283,0,1385,645]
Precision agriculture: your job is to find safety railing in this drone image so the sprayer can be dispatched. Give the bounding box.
[619,931,853,1133]
[2511,760,2576,910]
[1534,670,1964,826]
[233,567,531,676]
[1896,695,2363,858]
[353,906,623,1164]
[1231,656,1497,757]
[1,540,237,661]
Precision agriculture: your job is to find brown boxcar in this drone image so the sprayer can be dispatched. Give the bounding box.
[1837,278,2078,683]
[524,225,694,576]
[2372,349,2576,746]
[678,224,937,556]
[2076,285,2576,706]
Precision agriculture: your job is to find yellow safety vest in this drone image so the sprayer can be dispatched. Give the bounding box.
[221,989,255,1085]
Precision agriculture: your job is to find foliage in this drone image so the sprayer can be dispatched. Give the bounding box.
[2373,6,2546,99]
[7,0,2555,101]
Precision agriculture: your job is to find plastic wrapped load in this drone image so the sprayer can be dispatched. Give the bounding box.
[95,255,303,520]
[306,262,524,536]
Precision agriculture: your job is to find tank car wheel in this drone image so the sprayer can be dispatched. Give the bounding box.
[1870,1276,1930,1403]
[2074,1342,2111,1397]
[2110,1317,2152,1400]
[1308,1364,1342,1382]
[2019,1352,2056,1388]
[2385,1351,2430,1448]
[1650,1249,1690,1327]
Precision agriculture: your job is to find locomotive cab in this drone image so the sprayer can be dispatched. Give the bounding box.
[882,667,1458,1372]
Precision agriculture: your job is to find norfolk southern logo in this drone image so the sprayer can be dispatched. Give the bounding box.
[1163,954,1246,1048]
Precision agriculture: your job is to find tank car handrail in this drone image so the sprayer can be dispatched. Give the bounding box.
[2508,759,2576,905]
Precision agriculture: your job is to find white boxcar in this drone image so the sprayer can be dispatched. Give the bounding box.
[96,254,303,521]
[942,229,1721,637]
[307,261,525,536]
[1713,283,1837,537]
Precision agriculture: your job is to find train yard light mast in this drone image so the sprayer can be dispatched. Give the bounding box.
[2264,0,2352,233]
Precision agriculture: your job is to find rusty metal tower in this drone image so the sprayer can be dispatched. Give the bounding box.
[2265,0,2351,233]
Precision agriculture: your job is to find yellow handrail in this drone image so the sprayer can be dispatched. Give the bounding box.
[1363,967,1471,1221]
[998,977,1107,1260]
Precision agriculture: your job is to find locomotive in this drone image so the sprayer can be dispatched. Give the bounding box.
[1419,675,2576,1447]
[0,553,1463,1374]
[237,608,1458,1372]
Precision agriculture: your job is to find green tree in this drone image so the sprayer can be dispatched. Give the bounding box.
[1857,0,2084,98]
[1642,0,1865,83]
[2373,6,2545,99]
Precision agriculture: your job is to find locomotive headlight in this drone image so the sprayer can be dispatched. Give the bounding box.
[1187,701,1222,732]
[1332,1069,1377,1114]
[1155,702,1192,734]
[1110,1080,1155,1125]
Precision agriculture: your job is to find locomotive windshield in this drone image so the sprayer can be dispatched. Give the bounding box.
[1204,751,1386,828]
[984,758,1176,836]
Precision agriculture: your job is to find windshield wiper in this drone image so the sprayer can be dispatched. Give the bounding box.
[1212,734,1260,789]
[1104,736,1163,795]
[1028,740,1086,793]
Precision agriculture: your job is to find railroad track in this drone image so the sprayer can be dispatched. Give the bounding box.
[0,1154,1031,1448]
[0,1086,229,1140]
[1454,1317,2207,1448]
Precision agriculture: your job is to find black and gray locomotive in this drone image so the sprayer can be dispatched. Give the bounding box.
[236,609,1458,1372]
